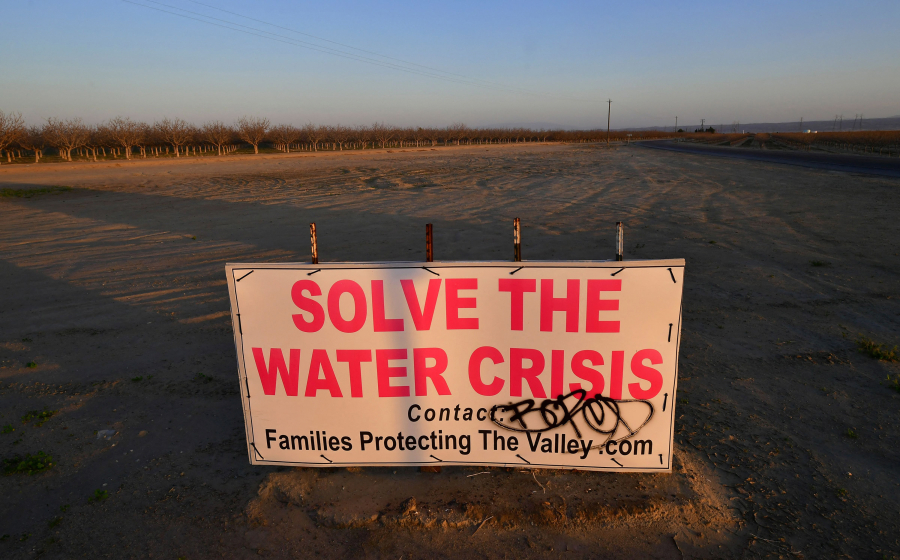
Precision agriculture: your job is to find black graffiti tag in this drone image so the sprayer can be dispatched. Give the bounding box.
[489,389,654,446]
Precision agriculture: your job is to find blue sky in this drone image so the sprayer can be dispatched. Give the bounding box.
[1,0,898,129]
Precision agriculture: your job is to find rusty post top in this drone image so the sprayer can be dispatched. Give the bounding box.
[310,222,319,265]
[514,218,522,262]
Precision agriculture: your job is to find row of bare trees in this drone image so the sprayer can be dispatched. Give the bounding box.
[0,110,679,164]
[0,112,262,163]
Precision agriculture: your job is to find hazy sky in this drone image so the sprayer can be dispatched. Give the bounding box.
[2,0,899,129]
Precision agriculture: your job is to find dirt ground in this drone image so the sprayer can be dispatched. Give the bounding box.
[1,143,898,559]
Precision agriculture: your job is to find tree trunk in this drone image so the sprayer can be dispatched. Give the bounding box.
[254,144,259,154]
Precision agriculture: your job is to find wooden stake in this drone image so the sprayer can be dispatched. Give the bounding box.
[513,218,521,262]
[425,223,433,262]
[310,223,318,264]
[616,222,624,261]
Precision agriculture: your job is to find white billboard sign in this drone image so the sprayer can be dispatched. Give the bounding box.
[226,260,684,472]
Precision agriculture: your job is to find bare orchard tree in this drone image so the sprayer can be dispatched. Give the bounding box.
[135,122,154,158]
[105,116,145,160]
[330,125,351,150]
[425,127,442,147]
[302,123,326,152]
[18,125,46,163]
[269,124,301,153]
[202,121,233,156]
[84,126,104,161]
[156,117,193,157]
[410,127,427,148]
[94,124,116,158]
[44,117,90,161]
[0,110,26,164]
[371,122,395,149]
[236,116,270,154]
[353,125,371,150]
[446,123,468,146]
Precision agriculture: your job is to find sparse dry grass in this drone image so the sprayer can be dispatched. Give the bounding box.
[857,336,898,362]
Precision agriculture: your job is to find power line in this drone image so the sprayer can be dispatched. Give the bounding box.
[122,0,592,102]
[126,0,494,88]
[184,0,496,85]
[145,0,481,83]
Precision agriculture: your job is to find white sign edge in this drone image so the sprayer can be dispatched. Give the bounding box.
[225,258,685,473]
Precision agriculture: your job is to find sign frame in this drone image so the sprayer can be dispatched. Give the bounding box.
[226,259,685,472]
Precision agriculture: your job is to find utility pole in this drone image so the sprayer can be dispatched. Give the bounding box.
[606,99,612,147]
[833,115,838,131]
[675,116,678,132]
[799,117,803,132]
[839,115,843,130]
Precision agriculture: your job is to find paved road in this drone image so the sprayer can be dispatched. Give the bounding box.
[638,139,900,178]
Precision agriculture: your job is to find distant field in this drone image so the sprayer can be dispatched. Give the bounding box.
[676,130,900,158]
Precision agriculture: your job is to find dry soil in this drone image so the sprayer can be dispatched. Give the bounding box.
[1,143,898,559]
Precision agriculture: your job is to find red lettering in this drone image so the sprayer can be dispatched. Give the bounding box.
[336,349,372,398]
[305,349,342,397]
[291,280,324,332]
[446,278,479,330]
[609,350,624,400]
[540,279,580,332]
[586,279,620,333]
[413,347,451,396]
[570,350,604,399]
[252,347,300,396]
[498,278,536,331]
[371,280,404,332]
[468,346,505,396]
[327,280,367,333]
[510,348,547,398]
[400,278,441,330]
[550,349,565,398]
[629,349,663,399]
[376,349,409,397]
